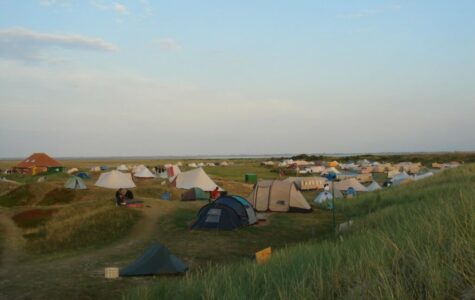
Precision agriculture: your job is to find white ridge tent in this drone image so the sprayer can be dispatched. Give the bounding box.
[134,167,156,179]
[117,164,129,171]
[413,172,434,181]
[171,168,222,192]
[314,190,344,203]
[91,166,101,172]
[332,178,367,192]
[95,170,136,189]
[132,165,146,174]
[366,181,382,192]
[66,168,79,174]
[391,172,411,185]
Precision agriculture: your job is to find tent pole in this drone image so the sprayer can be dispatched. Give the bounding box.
[332,180,336,236]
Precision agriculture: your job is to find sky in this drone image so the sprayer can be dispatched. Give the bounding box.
[0,0,474,158]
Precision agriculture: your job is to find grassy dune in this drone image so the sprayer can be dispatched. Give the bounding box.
[126,165,475,300]
[26,201,141,253]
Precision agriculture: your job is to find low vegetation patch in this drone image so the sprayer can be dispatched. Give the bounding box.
[26,201,141,253]
[146,203,336,270]
[38,188,78,205]
[12,209,58,229]
[0,185,35,207]
[126,165,475,300]
[135,184,182,200]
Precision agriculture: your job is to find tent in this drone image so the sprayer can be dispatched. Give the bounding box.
[117,164,129,171]
[366,181,382,192]
[166,165,181,178]
[322,167,340,175]
[171,168,222,192]
[191,195,257,230]
[313,190,343,203]
[90,166,101,172]
[387,170,400,178]
[248,180,312,212]
[66,168,79,174]
[188,163,198,168]
[76,172,90,179]
[332,178,367,192]
[64,176,87,190]
[391,172,411,185]
[120,242,187,276]
[134,167,156,179]
[285,177,327,190]
[132,164,146,174]
[413,172,434,181]
[181,187,209,201]
[346,187,357,197]
[95,170,136,189]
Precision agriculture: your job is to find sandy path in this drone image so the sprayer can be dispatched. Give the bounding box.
[0,199,176,300]
[0,210,27,268]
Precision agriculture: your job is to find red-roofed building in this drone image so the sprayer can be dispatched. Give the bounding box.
[13,153,64,175]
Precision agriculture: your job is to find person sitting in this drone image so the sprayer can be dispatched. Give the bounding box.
[125,189,134,201]
[115,188,127,206]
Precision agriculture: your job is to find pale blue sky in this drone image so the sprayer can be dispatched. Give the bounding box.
[0,1,474,157]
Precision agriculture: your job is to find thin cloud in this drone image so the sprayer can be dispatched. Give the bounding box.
[113,3,128,14]
[91,1,129,15]
[0,27,117,62]
[156,38,182,52]
[338,8,384,19]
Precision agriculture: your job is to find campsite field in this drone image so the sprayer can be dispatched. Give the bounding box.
[0,158,336,299]
[0,156,473,299]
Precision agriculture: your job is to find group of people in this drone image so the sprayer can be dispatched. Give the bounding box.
[115,188,134,206]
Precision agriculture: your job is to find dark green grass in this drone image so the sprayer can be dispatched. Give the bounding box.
[38,188,78,205]
[0,185,35,207]
[203,162,279,181]
[152,204,336,270]
[125,165,475,300]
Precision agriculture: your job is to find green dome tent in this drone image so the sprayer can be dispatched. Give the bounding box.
[120,242,187,276]
[64,176,87,190]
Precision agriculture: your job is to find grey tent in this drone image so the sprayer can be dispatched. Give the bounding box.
[120,242,187,276]
[366,181,382,192]
[64,176,87,190]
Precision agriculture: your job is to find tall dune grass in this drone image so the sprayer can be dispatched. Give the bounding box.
[125,165,475,299]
